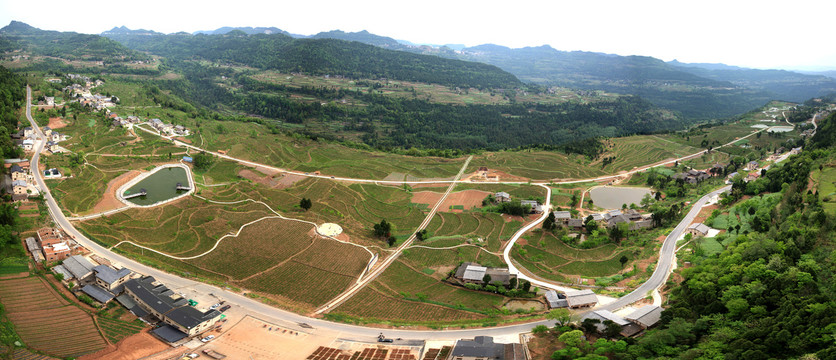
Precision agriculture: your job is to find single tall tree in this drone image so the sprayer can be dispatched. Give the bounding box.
[299,198,312,211]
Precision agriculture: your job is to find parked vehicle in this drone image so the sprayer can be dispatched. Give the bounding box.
[200,335,215,343]
[219,305,231,312]
[209,303,221,310]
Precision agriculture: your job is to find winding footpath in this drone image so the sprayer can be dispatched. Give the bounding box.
[26,85,734,339]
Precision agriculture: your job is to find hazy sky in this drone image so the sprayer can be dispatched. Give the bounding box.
[2,0,834,70]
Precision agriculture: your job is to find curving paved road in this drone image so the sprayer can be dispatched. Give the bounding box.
[25,85,731,339]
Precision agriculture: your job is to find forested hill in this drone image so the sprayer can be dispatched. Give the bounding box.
[668,60,836,104]
[0,21,146,62]
[103,30,521,89]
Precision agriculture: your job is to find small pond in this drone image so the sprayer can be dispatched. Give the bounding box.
[123,166,191,206]
[589,186,652,210]
[504,299,545,312]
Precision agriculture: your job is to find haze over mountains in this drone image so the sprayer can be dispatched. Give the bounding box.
[94,24,836,120]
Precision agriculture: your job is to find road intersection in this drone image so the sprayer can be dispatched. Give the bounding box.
[25,86,732,340]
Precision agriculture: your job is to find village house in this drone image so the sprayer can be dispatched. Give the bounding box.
[624,305,663,329]
[448,336,525,360]
[42,242,71,262]
[686,222,710,237]
[454,262,515,286]
[564,289,598,308]
[25,237,43,263]
[552,211,571,225]
[495,192,510,203]
[42,126,52,137]
[21,139,34,151]
[544,290,568,308]
[43,97,54,106]
[520,199,545,213]
[46,141,60,153]
[50,132,65,142]
[12,180,28,197]
[745,160,759,171]
[673,169,711,184]
[22,127,34,138]
[582,310,643,337]
[10,164,27,182]
[93,265,133,293]
[124,276,222,340]
[60,255,96,281]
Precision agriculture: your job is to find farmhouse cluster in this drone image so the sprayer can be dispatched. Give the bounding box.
[23,226,224,344]
[62,74,116,111]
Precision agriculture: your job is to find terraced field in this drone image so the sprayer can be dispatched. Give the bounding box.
[196,118,465,180]
[0,277,106,358]
[402,245,504,269]
[421,212,521,252]
[599,135,705,172]
[510,232,635,281]
[332,287,487,323]
[185,217,318,280]
[77,197,273,256]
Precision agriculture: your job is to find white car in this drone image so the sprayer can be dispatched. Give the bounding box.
[200,335,215,343]
[209,303,221,310]
[186,354,200,359]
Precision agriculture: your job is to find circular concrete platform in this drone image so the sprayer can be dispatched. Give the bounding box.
[317,223,343,237]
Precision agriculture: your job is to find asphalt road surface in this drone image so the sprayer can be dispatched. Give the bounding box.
[24,86,731,340]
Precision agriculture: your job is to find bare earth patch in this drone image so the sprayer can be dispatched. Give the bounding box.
[693,204,718,224]
[196,316,322,360]
[89,170,141,214]
[411,189,490,212]
[238,169,305,189]
[47,117,67,129]
[78,330,170,360]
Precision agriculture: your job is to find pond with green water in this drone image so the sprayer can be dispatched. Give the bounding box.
[123,166,190,206]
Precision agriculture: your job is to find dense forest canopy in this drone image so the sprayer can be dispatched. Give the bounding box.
[0,21,147,62]
[0,66,24,159]
[104,31,521,89]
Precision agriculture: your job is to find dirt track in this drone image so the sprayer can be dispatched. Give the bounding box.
[411,189,490,212]
[89,170,141,214]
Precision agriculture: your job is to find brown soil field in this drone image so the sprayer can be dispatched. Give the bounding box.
[693,204,719,224]
[89,170,140,214]
[0,277,107,358]
[411,189,490,212]
[238,169,305,189]
[47,117,67,129]
[197,316,320,360]
[78,329,170,360]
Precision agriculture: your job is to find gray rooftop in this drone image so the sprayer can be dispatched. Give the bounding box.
[687,222,711,235]
[625,305,663,328]
[450,336,504,359]
[25,237,39,252]
[462,265,487,282]
[52,265,71,279]
[553,211,571,219]
[544,290,568,308]
[81,284,115,303]
[62,255,95,279]
[94,265,132,285]
[565,289,598,307]
[124,276,220,330]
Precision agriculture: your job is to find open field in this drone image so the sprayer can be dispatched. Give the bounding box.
[0,277,106,358]
[96,317,146,344]
[511,232,639,281]
[420,212,522,252]
[331,286,487,323]
[402,245,504,270]
[813,166,836,215]
[411,189,489,212]
[367,261,505,312]
[77,196,274,256]
[185,217,318,280]
[598,136,709,172]
[248,70,608,106]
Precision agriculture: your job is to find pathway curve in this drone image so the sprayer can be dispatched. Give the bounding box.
[313,156,473,314]
[26,85,741,339]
